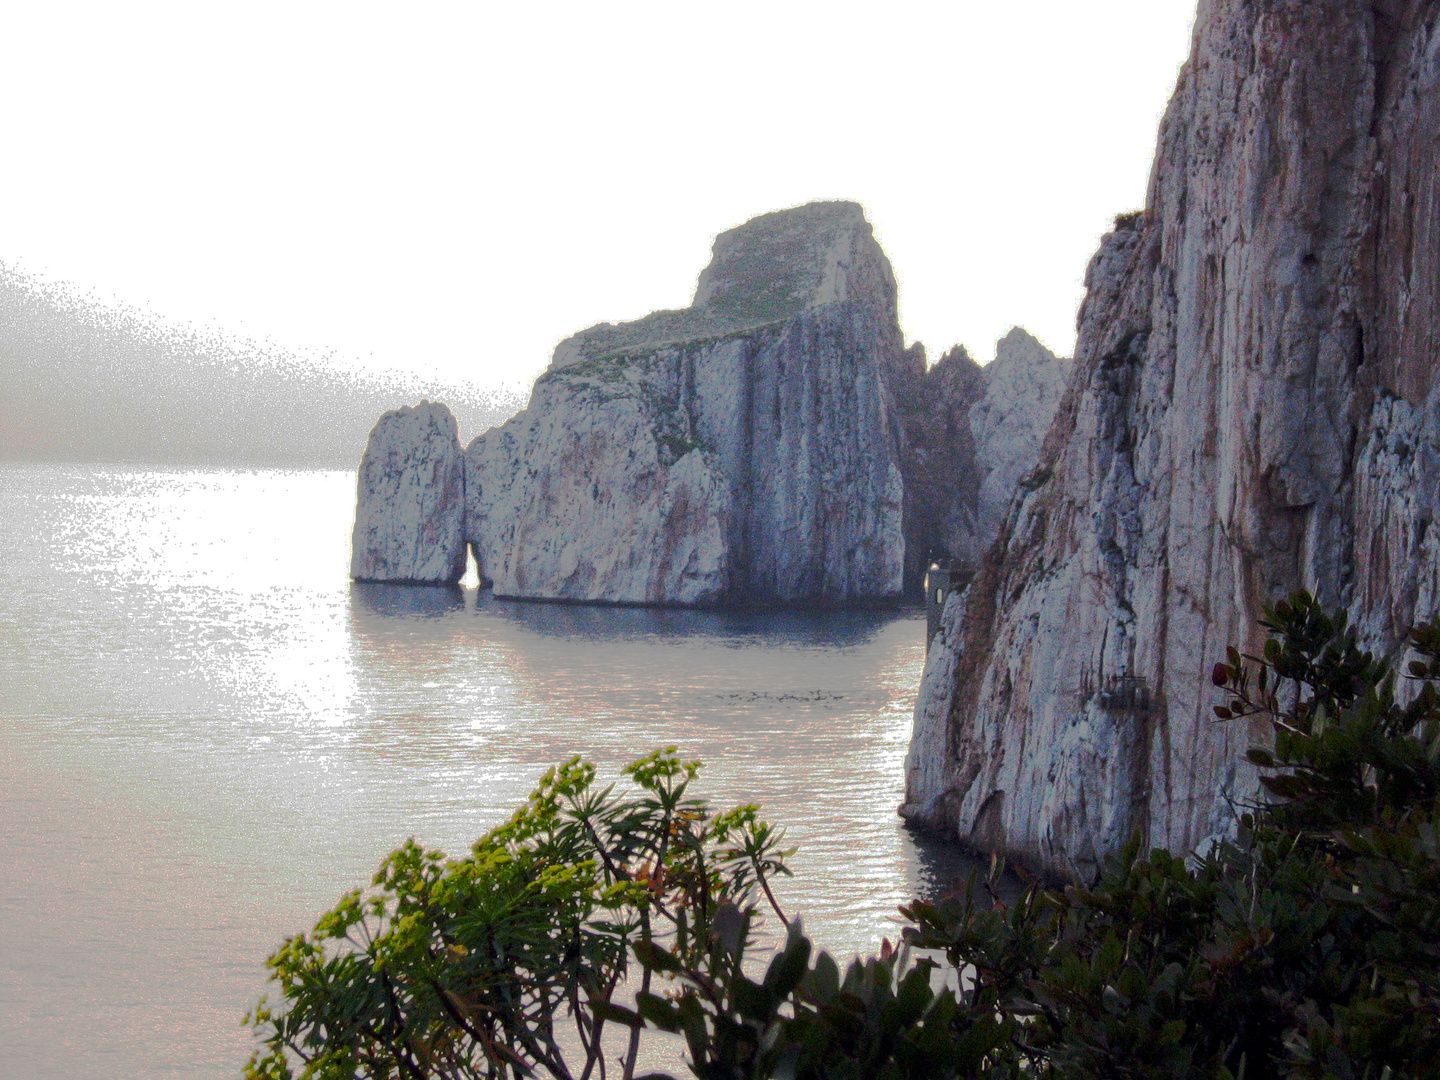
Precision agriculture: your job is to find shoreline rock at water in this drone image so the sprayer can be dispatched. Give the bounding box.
[349,401,468,585]
[349,203,1071,612]
[466,201,909,607]
[904,0,1440,880]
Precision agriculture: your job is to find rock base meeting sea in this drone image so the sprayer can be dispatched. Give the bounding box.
[351,201,1070,607]
[903,0,1440,881]
[350,401,467,585]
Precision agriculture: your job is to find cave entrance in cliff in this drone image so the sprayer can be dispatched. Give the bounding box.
[461,546,481,590]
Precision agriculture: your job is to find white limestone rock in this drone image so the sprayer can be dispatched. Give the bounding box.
[466,201,906,605]
[904,0,1440,879]
[465,365,731,605]
[893,331,1072,587]
[970,328,1072,544]
[350,401,467,584]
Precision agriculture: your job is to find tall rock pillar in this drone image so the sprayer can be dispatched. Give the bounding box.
[350,401,468,585]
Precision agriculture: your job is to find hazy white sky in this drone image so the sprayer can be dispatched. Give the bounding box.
[1,1,1196,395]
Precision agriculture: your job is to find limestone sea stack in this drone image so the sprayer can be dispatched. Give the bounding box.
[465,201,908,606]
[904,0,1440,879]
[350,401,468,584]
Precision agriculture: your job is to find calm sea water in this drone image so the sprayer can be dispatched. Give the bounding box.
[0,463,981,1080]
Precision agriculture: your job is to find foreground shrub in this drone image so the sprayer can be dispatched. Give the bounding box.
[248,593,1440,1079]
[243,749,794,1080]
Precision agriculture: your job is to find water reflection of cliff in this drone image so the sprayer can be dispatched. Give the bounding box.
[347,586,917,660]
[341,586,946,951]
[475,594,914,648]
[350,582,466,619]
[343,587,922,733]
[903,825,1025,907]
[346,585,1006,907]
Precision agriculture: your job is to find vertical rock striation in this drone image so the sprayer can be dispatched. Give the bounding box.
[350,401,468,584]
[466,201,908,605]
[969,329,1073,549]
[905,0,1440,879]
[892,342,987,590]
[895,330,1072,589]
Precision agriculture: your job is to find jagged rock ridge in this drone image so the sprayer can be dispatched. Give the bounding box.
[970,329,1073,549]
[904,0,1440,879]
[892,341,986,590]
[895,329,1072,589]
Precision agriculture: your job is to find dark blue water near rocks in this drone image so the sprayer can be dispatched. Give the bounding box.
[0,463,983,1079]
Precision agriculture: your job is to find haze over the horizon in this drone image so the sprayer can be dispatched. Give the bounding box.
[2,0,1196,396]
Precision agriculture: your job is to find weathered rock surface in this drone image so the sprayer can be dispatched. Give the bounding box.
[970,329,1073,546]
[466,201,907,605]
[350,401,468,584]
[895,331,1072,589]
[892,342,986,590]
[904,0,1440,879]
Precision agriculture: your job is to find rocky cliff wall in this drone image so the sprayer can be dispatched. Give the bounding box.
[352,207,1076,606]
[895,331,1072,590]
[904,0,1440,879]
[969,329,1073,548]
[466,201,908,605]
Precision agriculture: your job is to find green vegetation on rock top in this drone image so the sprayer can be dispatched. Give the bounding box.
[564,307,783,362]
[561,201,870,363]
[695,200,865,321]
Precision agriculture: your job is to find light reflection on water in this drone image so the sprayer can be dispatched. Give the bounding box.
[0,463,988,1080]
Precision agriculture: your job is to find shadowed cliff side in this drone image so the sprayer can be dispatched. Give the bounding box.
[894,329,1072,593]
[905,0,1440,879]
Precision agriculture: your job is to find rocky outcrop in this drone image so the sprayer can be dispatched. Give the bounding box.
[904,0,1440,879]
[969,329,1072,547]
[350,402,468,584]
[466,201,907,606]
[892,343,986,590]
[895,331,1072,590]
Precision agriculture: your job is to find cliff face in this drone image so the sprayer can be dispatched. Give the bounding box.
[350,402,468,585]
[904,0,1440,879]
[462,357,732,605]
[466,201,908,605]
[969,329,1073,549]
[895,331,1072,589]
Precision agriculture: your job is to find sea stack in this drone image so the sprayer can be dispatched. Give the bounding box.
[465,201,908,606]
[350,401,468,584]
[904,0,1440,879]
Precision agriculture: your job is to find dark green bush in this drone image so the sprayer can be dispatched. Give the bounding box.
[248,593,1440,1079]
